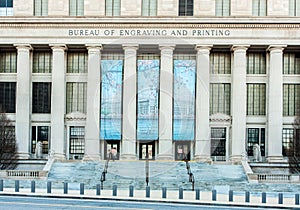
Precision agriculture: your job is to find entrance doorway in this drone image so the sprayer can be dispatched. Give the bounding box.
[104,141,120,160]
[175,141,190,161]
[139,141,155,160]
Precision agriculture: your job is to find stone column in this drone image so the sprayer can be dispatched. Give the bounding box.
[15,44,32,159]
[231,45,249,163]
[50,44,67,159]
[158,44,175,160]
[121,44,138,160]
[267,45,285,162]
[194,45,212,162]
[83,45,102,161]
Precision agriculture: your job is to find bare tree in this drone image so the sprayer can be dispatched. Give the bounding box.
[0,112,18,170]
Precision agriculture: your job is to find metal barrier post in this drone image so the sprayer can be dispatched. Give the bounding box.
[295,194,299,205]
[179,187,183,199]
[195,189,200,200]
[31,180,35,193]
[229,190,233,202]
[146,186,150,198]
[112,184,117,196]
[245,191,250,203]
[15,180,19,192]
[0,180,3,191]
[80,183,84,195]
[47,181,51,194]
[96,184,101,196]
[212,190,217,201]
[278,193,283,204]
[64,182,68,194]
[162,187,167,199]
[129,185,134,197]
[262,192,267,203]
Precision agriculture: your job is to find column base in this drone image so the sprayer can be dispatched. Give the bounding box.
[17,153,30,159]
[83,154,101,161]
[120,154,138,160]
[194,155,212,163]
[156,154,173,160]
[267,156,285,163]
[230,155,243,164]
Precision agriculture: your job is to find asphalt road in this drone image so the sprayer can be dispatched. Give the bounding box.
[0,195,285,210]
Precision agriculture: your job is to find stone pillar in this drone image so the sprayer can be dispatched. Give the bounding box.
[50,44,67,159]
[121,44,138,160]
[267,45,286,162]
[158,44,175,160]
[194,45,212,162]
[15,44,32,159]
[83,45,102,161]
[231,45,249,163]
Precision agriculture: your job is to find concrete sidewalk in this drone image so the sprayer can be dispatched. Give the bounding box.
[0,188,298,209]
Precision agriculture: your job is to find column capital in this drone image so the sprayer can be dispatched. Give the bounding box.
[85,44,102,51]
[195,45,212,51]
[13,44,32,51]
[159,44,175,51]
[122,44,139,50]
[49,44,67,51]
[267,45,287,52]
[231,45,250,52]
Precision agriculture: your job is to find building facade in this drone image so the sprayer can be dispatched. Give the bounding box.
[0,0,300,162]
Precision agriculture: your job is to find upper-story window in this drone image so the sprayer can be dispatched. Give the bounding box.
[106,0,121,16]
[34,0,48,16]
[69,0,84,16]
[215,0,230,16]
[178,0,193,16]
[252,0,267,16]
[0,0,13,16]
[290,0,300,16]
[142,0,157,16]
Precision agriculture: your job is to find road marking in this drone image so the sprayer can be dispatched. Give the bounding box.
[0,201,152,210]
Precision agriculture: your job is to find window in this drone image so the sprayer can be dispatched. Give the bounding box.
[31,126,50,154]
[247,53,266,74]
[252,0,267,16]
[0,51,16,73]
[247,128,265,156]
[67,52,87,73]
[106,0,120,16]
[33,51,52,73]
[0,82,16,113]
[137,55,160,140]
[0,0,13,16]
[100,55,123,140]
[66,82,87,114]
[69,0,84,16]
[290,0,300,16]
[247,84,266,115]
[283,84,300,116]
[34,0,48,16]
[282,128,300,156]
[142,0,157,16]
[69,126,85,155]
[178,0,193,16]
[32,82,51,113]
[283,53,300,74]
[211,127,226,161]
[215,0,230,16]
[210,52,231,74]
[173,55,196,140]
[210,83,231,115]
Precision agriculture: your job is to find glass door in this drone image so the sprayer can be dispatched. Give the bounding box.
[175,142,190,161]
[105,141,120,160]
[139,141,155,160]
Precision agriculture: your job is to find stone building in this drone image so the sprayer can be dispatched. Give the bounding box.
[0,0,299,162]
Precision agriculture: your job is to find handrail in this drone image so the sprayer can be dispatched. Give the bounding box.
[183,157,195,191]
[145,158,149,187]
[100,153,112,189]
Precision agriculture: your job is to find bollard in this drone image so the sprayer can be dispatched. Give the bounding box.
[146,186,150,198]
[262,192,266,203]
[31,181,35,193]
[112,184,117,196]
[64,182,68,194]
[212,190,217,201]
[229,190,233,202]
[278,193,283,204]
[47,181,51,194]
[245,191,250,203]
[195,189,200,200]
[162,187,167,199]
[96,184,101,196]
[179,187,183,199]
[80,183,84,195]
[129,185,134,197]
[0,180,3,191]
[295,194,299,205]
[15,180,19,192]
